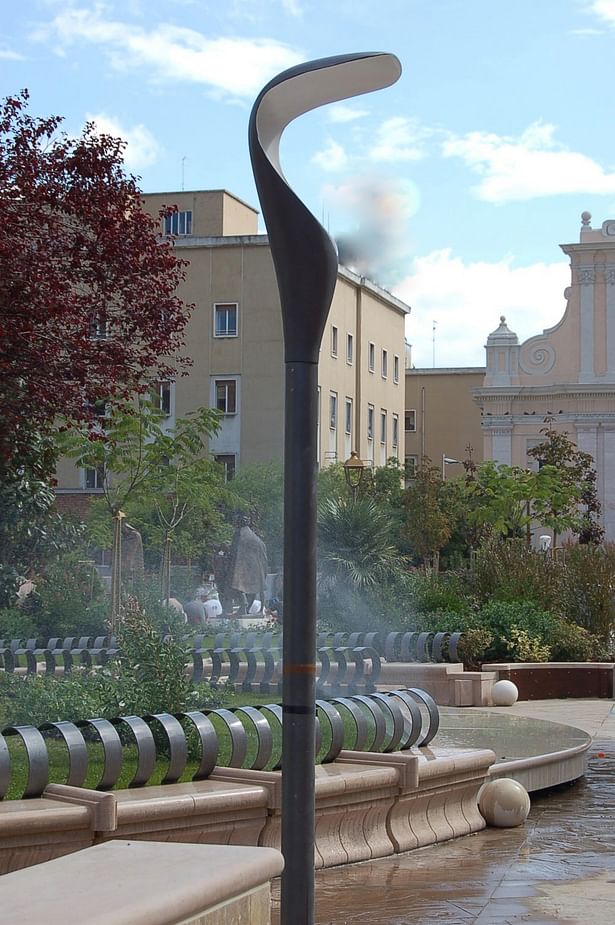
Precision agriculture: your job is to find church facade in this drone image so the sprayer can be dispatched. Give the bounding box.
[476,212,615,540]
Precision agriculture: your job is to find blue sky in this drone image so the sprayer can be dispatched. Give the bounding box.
[4,0,615,365]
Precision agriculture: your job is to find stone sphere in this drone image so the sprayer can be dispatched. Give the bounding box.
[479,778,531,827]
[492,679,519,706]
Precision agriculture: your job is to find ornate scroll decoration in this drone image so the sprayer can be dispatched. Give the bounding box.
[519,337,556,376]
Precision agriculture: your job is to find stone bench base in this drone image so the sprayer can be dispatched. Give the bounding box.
[376,663,498,706]
[0,744,496,874]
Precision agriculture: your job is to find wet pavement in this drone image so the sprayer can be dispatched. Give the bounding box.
[272,700,615,924]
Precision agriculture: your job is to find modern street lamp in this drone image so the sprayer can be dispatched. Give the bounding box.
[442,454,461,480]
[249,52,401,925]
[343,451,365,502]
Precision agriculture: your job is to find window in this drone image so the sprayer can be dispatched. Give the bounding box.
[368,342,375,372]
[382,349,388,379]
[405,455,418,479]
[392,414,399,448]
[345,398,353,435]
[346,333,354,365]
[331,325,338,357]
[405,409,417,432]
[153,381,172,416]
[214,303,238,337]
[367,404,374,440]
[215,379,237,414]
[84,465,105,490]
[215,454,236,482]
[394,355,400,383]
[380,410,387,444]
[164,210,192,236]
[329,392,338,430]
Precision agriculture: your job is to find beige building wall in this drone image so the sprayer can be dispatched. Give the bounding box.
[404,369,485,478]
[55,190,409,498]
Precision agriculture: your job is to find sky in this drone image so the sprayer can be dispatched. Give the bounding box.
[4,0,615,366]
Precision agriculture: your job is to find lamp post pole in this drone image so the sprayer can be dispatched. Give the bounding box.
[249,53,401,925]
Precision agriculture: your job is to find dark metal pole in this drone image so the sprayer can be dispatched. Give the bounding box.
[248,53,401,925]
[281,360,318,922]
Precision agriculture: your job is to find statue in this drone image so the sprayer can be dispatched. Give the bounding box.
[227,517,268,614]
[121,521,144,583]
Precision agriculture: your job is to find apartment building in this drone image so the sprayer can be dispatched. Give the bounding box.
[404,367,485,478]
[55,189,409,500]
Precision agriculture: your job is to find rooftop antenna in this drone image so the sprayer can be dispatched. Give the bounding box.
[181,156,187,191]
[432,319,437,368]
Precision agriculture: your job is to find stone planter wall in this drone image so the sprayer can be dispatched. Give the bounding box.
[482,662,615,700]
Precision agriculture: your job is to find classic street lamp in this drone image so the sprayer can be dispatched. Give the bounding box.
[343,451,366,502]
[249,53,401,925]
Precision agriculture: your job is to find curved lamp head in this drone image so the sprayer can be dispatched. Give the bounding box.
[249,53,401,363]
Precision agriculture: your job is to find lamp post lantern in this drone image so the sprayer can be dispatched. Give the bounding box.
[249,53,401,925]
[343,451,366,502]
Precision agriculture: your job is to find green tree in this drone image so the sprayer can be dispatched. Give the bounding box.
[528,426,604,546]
[461,460,535,542]
[317,496,404,593]
[57,398,221,620]
[0,431,82,605]
[403,458,452,565]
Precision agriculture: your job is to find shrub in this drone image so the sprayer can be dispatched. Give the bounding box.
[502,626,551,663]
[475,600,556,661]
[464,539,562,611]
[559,544,615,644]
[410,571,474,616]
[0,671,111,727]
[547,620,606,662]
[0,607,39,641]
[456,627,493,670]
[18,554,108,638]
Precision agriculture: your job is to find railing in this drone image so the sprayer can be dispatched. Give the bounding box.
[0,630,463,700]
[0,689,439,799]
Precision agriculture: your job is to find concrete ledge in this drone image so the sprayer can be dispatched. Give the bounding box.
[376,663,498,706]
[0,796,95,873]
[1,840,284,925]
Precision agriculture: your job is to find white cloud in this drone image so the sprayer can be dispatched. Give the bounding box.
[368,116,429,163]
[312,139,348,172]
[281,0,303,14]
[442,121,615,203]
[34,5,303,99]
[0,48,26,60]
[589,0,615,26]
[87,112,162,170]
[394,250,570,367]
[326,104,369,124]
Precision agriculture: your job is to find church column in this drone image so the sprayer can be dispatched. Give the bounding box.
[602,425,615,541]
[578,267,596,383]
[490,426,513,467]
